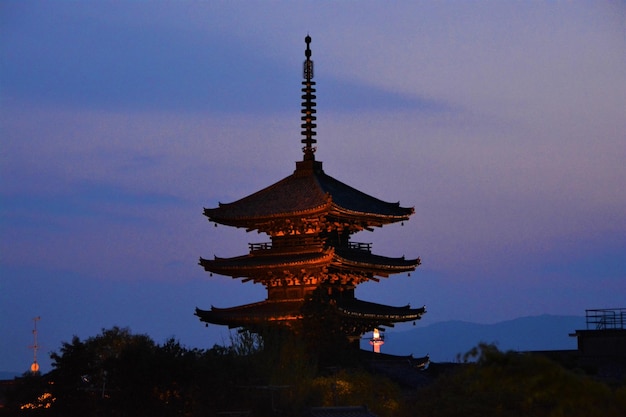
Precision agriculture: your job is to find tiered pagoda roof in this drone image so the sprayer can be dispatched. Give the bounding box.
[195,299,426,330]
[205,159,414,233]
[196,36,425,336]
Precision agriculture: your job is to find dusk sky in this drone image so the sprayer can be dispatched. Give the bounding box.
[1,1,625,374]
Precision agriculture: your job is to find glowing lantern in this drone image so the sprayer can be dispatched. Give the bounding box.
[369,328,385,353]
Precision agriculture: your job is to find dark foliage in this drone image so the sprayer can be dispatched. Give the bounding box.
[3,327,273,416]
[5,333,625,417]
[410,343,626,417]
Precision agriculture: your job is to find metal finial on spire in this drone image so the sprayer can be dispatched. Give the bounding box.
[301,35,317,161]
[303,35,313,79]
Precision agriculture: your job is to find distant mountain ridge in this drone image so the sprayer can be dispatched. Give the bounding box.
[361,315,585,362]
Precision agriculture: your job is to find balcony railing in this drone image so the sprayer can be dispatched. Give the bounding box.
[249,242,272,251]
[248,239,372,253]
[348,242,372,252]
[249,236,323,253]
[586,308,626,330]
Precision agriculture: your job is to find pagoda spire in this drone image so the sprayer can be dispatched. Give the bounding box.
[301,35,317,161]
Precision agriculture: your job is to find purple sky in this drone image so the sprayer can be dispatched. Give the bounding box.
[1,1,625,374]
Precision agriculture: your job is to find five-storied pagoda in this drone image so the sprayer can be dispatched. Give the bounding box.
[196,36,425,341]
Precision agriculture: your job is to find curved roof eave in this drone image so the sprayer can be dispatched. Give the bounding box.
[336,301,426,323]
[195,300,304,325]
[205,202,331,227]
[333,250,420,269]
[329,203,413,223]
[199,249,334,274]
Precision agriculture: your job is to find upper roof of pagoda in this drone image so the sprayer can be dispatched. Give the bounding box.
[204,36,414,231]
[205,161,414,229]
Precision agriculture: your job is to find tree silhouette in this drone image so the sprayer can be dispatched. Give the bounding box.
[5,332,624,417]
[412,343,626,417]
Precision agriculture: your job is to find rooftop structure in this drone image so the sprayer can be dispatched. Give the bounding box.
[570,308,626,381]
[196,36,425,340]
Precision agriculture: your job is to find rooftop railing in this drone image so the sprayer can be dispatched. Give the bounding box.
[585,308,626,330]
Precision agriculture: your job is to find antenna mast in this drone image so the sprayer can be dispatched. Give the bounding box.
[29,316,41,373]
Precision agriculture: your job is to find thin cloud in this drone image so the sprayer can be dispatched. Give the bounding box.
[1,1,624,374]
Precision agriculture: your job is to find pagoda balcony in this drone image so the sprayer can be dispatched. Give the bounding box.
[249,240,372,254]
[249,242,273,251]
[347,241,372,253]
[249,236,325,254]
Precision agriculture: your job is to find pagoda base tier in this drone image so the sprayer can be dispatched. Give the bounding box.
[195,297,426,330]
